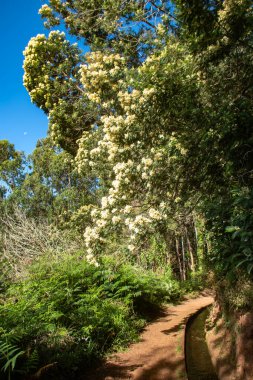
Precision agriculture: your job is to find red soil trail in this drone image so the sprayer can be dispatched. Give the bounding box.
[83,293,214,380]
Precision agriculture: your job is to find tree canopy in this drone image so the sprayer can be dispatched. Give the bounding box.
[22,0,253,277]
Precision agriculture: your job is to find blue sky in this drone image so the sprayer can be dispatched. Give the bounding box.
[0,1,48,154]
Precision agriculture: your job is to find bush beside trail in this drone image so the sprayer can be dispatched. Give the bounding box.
[0,252,181,379]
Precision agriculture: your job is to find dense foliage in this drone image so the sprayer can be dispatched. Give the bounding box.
[23,0,252,282]
[0,253,180,379]
[1,0,253,378]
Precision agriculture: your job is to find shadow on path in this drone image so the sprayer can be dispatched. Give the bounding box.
[82,349,185,380]
[81,295,213,380]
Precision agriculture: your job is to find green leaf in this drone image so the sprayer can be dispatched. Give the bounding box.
[3,350,25,372]
[225,226,240,233]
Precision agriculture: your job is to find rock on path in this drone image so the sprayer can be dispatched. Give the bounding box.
[83,293,214,380]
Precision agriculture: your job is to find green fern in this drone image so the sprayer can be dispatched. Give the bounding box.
[0,340,25,380]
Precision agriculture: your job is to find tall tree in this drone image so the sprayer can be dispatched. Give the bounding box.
[23,0,253,277]
[14,138,97,229]
[0,140,26,195]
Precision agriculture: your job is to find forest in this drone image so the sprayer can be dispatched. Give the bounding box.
[0,0,253,379]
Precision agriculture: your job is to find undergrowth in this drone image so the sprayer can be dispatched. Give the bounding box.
[216,273,253,314]
[0,252,181,379]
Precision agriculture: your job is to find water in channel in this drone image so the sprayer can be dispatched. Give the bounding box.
[185,307,218,380]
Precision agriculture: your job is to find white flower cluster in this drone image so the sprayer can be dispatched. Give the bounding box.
[23,31,81,145]
[38,4,53,18]
[80,51,125,104]
[76,44,193,255]
[23,34,48,104]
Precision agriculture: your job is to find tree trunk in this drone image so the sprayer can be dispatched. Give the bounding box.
[181,236,186,281]
[186,228,195,273]
[175,237,184,281]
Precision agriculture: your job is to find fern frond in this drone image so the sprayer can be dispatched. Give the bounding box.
[0,340,25,375]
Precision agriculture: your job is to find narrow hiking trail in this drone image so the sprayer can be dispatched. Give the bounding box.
[83,293,214,380]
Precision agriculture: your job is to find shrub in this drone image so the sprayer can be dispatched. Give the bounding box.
[0,207,83,278]
[216,275,253,314]
[0,252,179,379]
[181,270,206,294]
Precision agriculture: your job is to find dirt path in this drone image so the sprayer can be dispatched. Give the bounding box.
[83,293,214,380]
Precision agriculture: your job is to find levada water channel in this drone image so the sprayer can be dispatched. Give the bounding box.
[185,307,218,380]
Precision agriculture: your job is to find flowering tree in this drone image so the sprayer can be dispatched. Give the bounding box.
[23,31,94,155]
[76,44,202,259]
[23,0,253,278]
